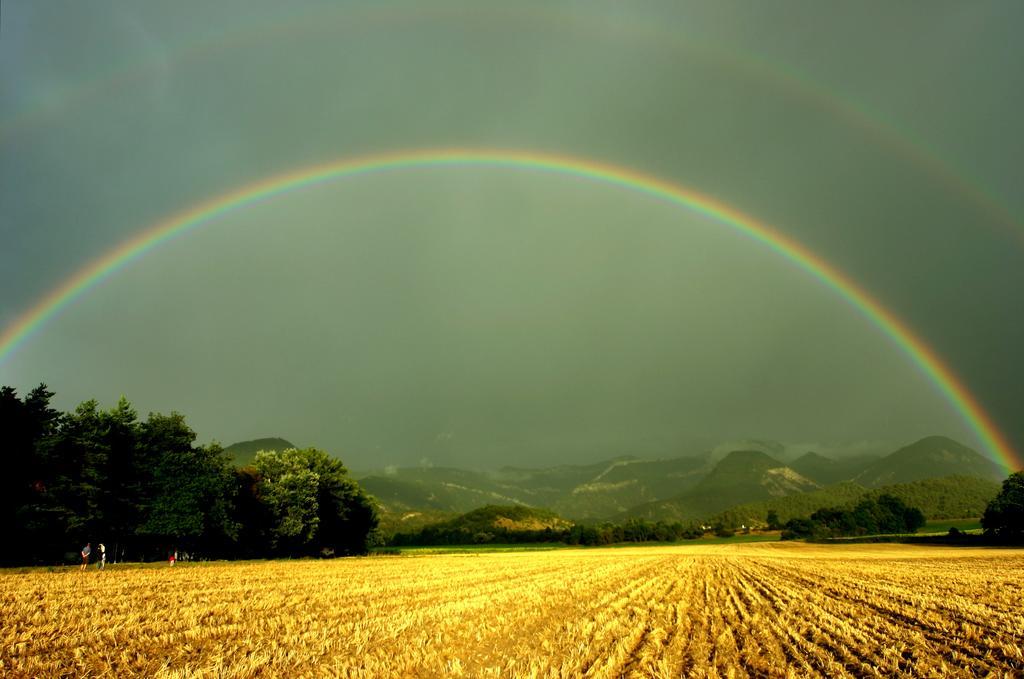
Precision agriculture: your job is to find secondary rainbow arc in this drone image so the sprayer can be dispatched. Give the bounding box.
[0,148,1017,470]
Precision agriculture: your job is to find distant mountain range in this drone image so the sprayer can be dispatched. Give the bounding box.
[359,455,709,521]
[619,436,1003,522]
[226,434,1007,527]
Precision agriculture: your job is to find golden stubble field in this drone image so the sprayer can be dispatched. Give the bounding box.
[2,542,1022,678]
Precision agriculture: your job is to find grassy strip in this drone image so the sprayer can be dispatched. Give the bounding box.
[374,532,783,555]
[920,518,981,533]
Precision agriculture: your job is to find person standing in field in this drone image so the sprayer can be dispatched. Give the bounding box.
[80,543,91,571]
[169,550,176,567]
[98,543,106,570]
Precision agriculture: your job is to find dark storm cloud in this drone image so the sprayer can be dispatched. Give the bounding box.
[2,0,1022,468]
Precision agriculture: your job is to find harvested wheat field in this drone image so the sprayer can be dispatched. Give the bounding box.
[3,542,1023,677]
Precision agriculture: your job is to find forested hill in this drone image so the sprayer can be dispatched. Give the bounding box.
[789,452,882,485]
[711,475,1001,527]
[359,454,709,521]
[224,437,296,466]
[852,436,1004,486]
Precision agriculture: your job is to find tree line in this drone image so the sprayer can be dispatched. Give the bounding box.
[711,475,1000,530]
[3,384,377,566]
[776,475,1024,542]
[780,494,925,540]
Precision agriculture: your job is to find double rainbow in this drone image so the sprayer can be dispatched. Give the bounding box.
[0,148,1017,470]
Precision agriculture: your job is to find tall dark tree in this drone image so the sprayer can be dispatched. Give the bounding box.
[231,466,275,557]
[45,400,110,549]
[137,414,238,556]
[97,396,141,555]
[982,472,1024,540]
[22,384,62,489]
[316,462,380,556]
[0,386,26,556]
[2,384,61,564]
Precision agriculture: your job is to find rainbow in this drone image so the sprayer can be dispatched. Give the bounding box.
[4,3,1021,250]
[0,148,1018,470]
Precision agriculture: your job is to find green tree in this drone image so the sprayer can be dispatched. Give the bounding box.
[138,413,238,554]
[982,472,1024,540]
[255,448,378,555]
[52,400,111,540]
[713,524,735,538]
[781,517,819,540]
[255,449,320,551]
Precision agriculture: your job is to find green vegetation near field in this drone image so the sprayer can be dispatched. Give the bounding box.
[377,532,784,555]
[712,476,1000,529]
[687,531,780,545]
[781,495,925,540]
[373,543,578,555]
[921,518,982,534]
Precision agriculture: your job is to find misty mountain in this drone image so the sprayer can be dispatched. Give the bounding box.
[620,450,820,522]
[490,458,638,505]
[507,456,709,519]
[789,452,881,485]
[360,467,532,515]
[853,436,1004,487]
[361,454,710,521]
[224,437,296,466]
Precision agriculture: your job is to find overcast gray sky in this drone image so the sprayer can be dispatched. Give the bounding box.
[2,1,1022,469]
